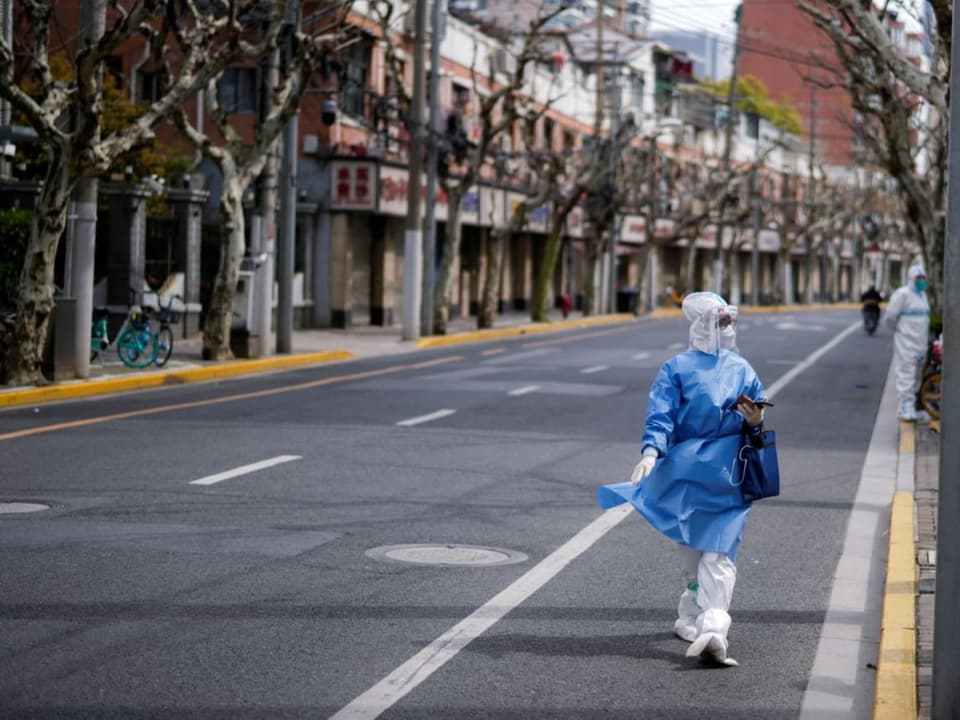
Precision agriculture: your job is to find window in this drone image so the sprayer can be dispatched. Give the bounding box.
[217,67,257,114]
[343,36,373,120]
[745,112,759,140]
[452,83,470,110]
[543,117,555,150]
[137,70,161,104]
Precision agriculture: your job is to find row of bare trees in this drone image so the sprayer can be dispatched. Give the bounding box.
[798,0,949,315]
[0,0,919,388]
[0,0,347,386]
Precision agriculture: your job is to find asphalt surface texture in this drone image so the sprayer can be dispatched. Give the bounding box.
[0,310,894,719]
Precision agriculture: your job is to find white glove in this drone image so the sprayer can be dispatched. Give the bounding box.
[631,450,658,486]
[736,399,764,428]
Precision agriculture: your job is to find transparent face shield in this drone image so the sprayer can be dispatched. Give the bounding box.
[689,305,739,354]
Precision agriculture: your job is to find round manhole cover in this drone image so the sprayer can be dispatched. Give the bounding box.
[366,543,528,567]
[0,502,50,514]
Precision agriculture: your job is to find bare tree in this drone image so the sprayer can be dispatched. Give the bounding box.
[0,0,296,386]
[797,0,947,313]
[176,13,343,360]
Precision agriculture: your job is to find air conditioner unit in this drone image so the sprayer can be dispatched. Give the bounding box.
[491,48,517,76]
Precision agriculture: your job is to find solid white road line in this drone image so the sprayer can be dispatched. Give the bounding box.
[328,504,635,720]
[581,365,609,374]
[396,409,456,427]
[189,455,302,486]
[330,321,864,720]
[763,321,860,398]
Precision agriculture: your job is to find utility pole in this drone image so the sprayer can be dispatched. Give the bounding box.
[750,167,761,306]
[0,0,11,178]
[276,0,300,354]
[254,38,282,356]
[66,0,106,379]
[421,0,443,336]
[806,83,817,305]
[713,3,741,297]
[403,0,427,341]
[607,43,621,315]
[595,12,607,313]
[932,0,960,711]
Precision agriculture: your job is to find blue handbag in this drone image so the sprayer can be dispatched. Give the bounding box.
[730,429,780,502]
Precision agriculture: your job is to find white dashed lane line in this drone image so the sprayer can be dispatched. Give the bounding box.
[581,365,609,374]
[396,409,457,426]
[190,455,302,486]
[508,385,540,396]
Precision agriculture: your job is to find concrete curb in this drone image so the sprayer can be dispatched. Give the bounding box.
[414,313,638,348]
[873,421,918,719]
[0,350,355,409]
[648,302,862,319]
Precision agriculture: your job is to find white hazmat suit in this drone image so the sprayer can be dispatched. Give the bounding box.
[599,292,767,666]
[885,265,930,421]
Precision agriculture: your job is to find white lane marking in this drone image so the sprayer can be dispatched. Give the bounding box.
[776,321,827,332]
[632,352,650,360]
[508,385,540,396]
[581,365,609,374]
[190,455,302,486]
[763,321,860,398]
[396,409,456,427]
[331,323,862,720]
[329,504,634,720]
[668,342,685,350]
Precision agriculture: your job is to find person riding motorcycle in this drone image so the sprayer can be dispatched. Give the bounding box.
[860,285,882,335]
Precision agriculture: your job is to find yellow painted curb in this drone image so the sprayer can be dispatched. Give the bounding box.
[0,350,355,409]
[415,313,637,348]
[873,488,917,720]
[899,420,916,453]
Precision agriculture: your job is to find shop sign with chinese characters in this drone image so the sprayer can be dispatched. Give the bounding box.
[330,160,377,211]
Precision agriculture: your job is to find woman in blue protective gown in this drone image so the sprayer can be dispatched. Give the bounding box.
[597,292,768,666]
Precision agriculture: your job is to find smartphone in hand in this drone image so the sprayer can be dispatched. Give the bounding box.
[738,394,774,408]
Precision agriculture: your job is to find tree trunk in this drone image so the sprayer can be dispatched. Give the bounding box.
[433,188,464,334]
[532,196,578,322]
[681,243,698,295]
[478,225,507,329]
[202,183,246,361]
[5,154,75,387]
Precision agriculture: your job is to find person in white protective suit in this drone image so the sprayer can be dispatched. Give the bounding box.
[596,292,768,666]
[885,264,930,421]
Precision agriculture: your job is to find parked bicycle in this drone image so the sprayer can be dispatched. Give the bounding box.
[918,335,942,420]
[90,291,180,369]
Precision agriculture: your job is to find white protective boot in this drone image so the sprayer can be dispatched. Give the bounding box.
[686,608,737,666]
[898,399,917,421]
[674,584,699,642]
[686,551,738,666]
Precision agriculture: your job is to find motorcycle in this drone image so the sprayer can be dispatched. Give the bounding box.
[862,299,881,335]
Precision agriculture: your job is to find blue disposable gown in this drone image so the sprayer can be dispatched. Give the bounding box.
[597,349,766,559]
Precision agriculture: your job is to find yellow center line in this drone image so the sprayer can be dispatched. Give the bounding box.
[481,348,507,356]
[0,355,463,442]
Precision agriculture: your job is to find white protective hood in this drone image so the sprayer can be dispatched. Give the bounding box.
[682,292,738,355]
